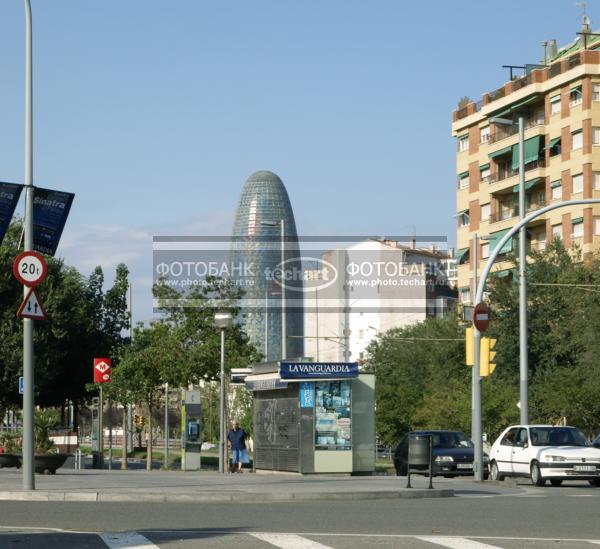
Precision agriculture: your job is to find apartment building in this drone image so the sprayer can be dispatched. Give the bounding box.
[452,25,600,302]
[303,239,457,364]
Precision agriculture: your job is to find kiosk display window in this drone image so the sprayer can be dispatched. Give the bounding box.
[315,380,351,450]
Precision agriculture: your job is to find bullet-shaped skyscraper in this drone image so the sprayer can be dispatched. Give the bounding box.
[231,171,303,361]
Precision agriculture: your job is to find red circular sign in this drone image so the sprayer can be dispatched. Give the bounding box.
[13,251,47,287]
[473,302,490,332]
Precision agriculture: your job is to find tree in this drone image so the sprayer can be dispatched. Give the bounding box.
[110,321,183,471]
[366,315,467,446]
[0,219,130,426]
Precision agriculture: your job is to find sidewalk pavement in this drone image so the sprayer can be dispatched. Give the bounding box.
[0,468,457,502]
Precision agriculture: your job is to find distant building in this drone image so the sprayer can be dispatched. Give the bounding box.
[230,171,303,361]
[303,238,456,364]
[453,19,600,304]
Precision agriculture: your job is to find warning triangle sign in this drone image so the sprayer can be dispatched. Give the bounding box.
[16,287,47,321]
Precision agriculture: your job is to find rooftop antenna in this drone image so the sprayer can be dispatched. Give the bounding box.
[576,2,591,48]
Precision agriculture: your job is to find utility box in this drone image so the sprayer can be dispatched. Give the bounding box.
[246,362,375,474]
[181,390,202,471]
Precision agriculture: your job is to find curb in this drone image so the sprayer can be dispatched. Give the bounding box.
[0,488,453,503]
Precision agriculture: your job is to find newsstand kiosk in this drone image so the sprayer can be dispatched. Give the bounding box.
[245,361,375,474]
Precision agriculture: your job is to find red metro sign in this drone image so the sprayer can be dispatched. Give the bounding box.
[93,358,111,383]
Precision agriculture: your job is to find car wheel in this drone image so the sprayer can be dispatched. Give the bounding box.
[490,460,504,481]
[530,461,545,486]
[550,479,563,487]
[588,479,600,487]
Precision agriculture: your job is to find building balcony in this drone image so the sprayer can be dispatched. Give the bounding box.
[486,159,545,185]
[488,116,545,145]
[489,200,547,224]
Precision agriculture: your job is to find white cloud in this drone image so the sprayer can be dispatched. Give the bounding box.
[57,210,234,324]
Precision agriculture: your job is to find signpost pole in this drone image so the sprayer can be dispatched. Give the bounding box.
[22,0,35,491]
[99,384,104,468]
[108,395,113,470]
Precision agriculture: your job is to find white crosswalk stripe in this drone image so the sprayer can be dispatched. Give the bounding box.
[99,531,160,549]
[415,536,503,549]
[250,532,334,548]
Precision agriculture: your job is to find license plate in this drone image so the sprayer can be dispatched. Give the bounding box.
[574,465,596,472]
[457,463,473,469]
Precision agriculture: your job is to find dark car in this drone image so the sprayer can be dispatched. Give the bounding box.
[593,434,600,449]
[393,430,489,478]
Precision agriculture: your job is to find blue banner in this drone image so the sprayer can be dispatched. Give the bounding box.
[0,182,23,245]
[280,362,359,379]
[300,382,314,407]
[33,187,75,256]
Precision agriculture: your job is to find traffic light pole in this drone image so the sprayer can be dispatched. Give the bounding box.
[471,233,483,482]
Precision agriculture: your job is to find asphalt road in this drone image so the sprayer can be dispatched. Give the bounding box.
[1,480,600,548]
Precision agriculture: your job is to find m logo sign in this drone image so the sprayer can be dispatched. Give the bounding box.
[93,358,111,383]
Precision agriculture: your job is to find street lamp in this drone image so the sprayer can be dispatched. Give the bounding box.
[21,0,35,491]
[260,219,286,360]
[214,311,233,474]
[490,115,529,425]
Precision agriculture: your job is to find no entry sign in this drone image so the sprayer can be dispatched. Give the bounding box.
[93,358,112,383]
[473,303,490,332]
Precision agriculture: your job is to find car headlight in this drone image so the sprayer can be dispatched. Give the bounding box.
[544,455,566,462]
[435,456,454,463]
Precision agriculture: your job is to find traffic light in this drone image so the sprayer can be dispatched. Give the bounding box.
[465,327,474,366]
[480,337,497,377]
[140,416,146,428]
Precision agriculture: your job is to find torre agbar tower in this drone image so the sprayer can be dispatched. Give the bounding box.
[230,171,304,362]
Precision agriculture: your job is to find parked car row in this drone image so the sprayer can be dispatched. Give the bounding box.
[393,425,600,487]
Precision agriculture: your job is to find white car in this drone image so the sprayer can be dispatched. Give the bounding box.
[489,425,600,487]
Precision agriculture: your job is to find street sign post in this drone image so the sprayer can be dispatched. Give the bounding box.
[12,251,47,287]
[16,287,47,321]
[472,303,490,332]
[93,358,112,383]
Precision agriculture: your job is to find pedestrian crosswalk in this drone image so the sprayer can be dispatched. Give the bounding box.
[4,529,600,548]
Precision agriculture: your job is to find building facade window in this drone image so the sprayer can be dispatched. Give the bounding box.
[552,224,563,240]
[569,86,583,107]
[458,135,469,152]
[458,211,470,227]
[572,173,584,194]
[594,172,600,190]
[595,216,600,235]
[536,231,547,251]
[481,203,490,221]
[572,130,583,150]
[594,83,600,102]
[594,127,600,146]
[550,95,561,114]
[459,173,470,189]
[480,164,491,181]
[481,242,490,259]
[572,219,584,238]
[480,126,490,143]
[551,181,562,200]
[460,287,471,304]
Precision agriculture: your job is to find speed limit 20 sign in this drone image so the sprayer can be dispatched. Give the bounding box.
[13,251,47,287]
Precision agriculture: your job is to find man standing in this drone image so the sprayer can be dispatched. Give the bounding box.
[227,419,249,473]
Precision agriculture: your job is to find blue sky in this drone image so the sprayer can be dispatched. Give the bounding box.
[0,0,591,321]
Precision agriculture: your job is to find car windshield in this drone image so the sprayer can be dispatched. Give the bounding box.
[431,432,473,449]
[530,427,590,447]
